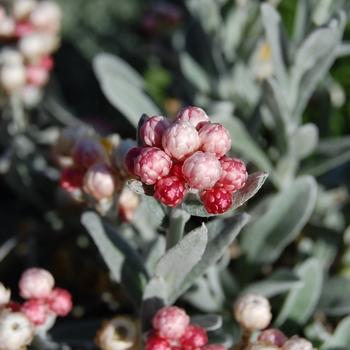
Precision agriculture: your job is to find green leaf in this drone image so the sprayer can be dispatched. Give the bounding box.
[93,53,145,89]
[126,179,154,196]
[145,236,166,276]
[176,213,250,303]
[274,258,323,330]
[179,52,211,94]
[241,176,318,265]
[320,315,350,350]
[242,268,303,298]
[181,172,268,217]
[81,212,148,308]
[144,196,168,228]
[154,224,208,304]
[317,277,350,316]
[293,123,319,159]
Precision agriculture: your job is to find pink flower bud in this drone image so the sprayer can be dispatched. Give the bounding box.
[0,65,26,92]
[169,162,184,179]
[199,123,231,157]
[47,288,72,316]
[152,306,190,340]
[26,65,49,87]
[281,336,313,350]
[21,299,49,326]
[234,293,272,331]
[18,33,47,62]
[19,268,54,299]
[71,138,106,169]
[258,329,287,347]
[134,147,172,185]
[29,0,61,33]
[175,106,210,128]
[182,151,222,190]
[124,146,143,176]
[200,187,233,214]
[145,333,171,350]
[247,344,279,350]
[162,120,200,161]
[40,55,54,71]
[140,116,172,148]
[215,157,248,193]
[118,187,139,222]
[14,21,34,38]
[7,301,22,312]
[84,163,118,201]
[180,324,208,350]
[154,175,187,207]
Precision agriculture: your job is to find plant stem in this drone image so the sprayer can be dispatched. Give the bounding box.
[165,207,190,250]
[10,92,26,133]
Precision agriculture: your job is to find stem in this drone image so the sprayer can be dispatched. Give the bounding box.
[10,92,26,133]
[165,207,190,250]
[233,328,252,350]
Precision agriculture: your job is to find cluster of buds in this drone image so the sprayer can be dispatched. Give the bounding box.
[145,306,227,350]
[125,106,248,214]
[0,0,61,105]
[0,267,72,350]
[233,293,316,350]
[54,124,139,220]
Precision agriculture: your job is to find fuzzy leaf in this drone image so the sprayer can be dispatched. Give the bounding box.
[181,172,268,217]
[293,123,319,159]
[144,196,168,228]
[145,236,166,276]
[321,315,350,350]
[81,212,148,307]
[190,314,223,331]
[154,224,208,304]
[242,268,303,298]
[274,258,323,330]
[175,213,250,303]
[126,179,154,196]
[241,176,317,265]
[93,53,145,89]
[98,76,161,127]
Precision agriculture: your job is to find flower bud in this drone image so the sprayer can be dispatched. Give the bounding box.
[60,167,84,192]
[72,138,106,169]
[124,146,143,176]
[0,64,26,92]
[111,138,136,175]
[0,310,34,350]
[162,120,200,161]
[234,293,272,331]
[26,65,49,87]
[12,0,38,20]
[84,163,118,201]
[152,306,190,340]
[14,21,34,38]
[258,329,287,347]
[200,187,233,214]
[0,283,11,307]
[204,345,227,350]
[134,147,172,185]
[19,267,55,299]
[118,187,139,222]
[30,1,61,33]
[47,288,72,316]
[199,123,231,158]
[18,33,46,62]
[96,316,139,350]
[0,48,24,66]
[21,299,49,326]
[182,151,222,190]
[281,336,313,350]
[20,84,43,108]
[154,175,187,207]
[247,344,279,350]
[0,17,15,37]
[175,106,210,129]
[140,116,172,148]
[180,324,208,350]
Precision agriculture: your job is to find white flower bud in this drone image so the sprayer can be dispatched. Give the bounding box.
[0,48,24,66]
[0,64,26,92]
[0,310,34,350]
[234,293,272,331]
[95,316,140,350]
[0,283,10,307]
[12,0,38,20]
[20,84,43,108]
[281,336,313,350]
[18,33,46,62]
[0,17,15,37]
[30,1,61,33]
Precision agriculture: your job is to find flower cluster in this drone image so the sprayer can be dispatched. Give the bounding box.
[0,268,72,350]
[0,0,61,106]
[234,293,315,350]
[54,124,139,220]
[125,106,248,214]
[145,306,227,350]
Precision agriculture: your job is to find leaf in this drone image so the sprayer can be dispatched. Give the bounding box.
[145,236,166,276]
[190,314,223,331]
[93,53,145,89]
[321,315,350,350]
[175,213,250,303]
[274,258,323,331]
[81,212,148,307]
[99,77,161,127]
[179,52,211,94]
[261,3,288,91]
[181,172,268,217]
[154,224,208,304]
[293,123,319,159]
[241,176,318,265]
[126,179,154,196]
[317,277,350,316]
[242,268,303,298]
[144,196,168,228]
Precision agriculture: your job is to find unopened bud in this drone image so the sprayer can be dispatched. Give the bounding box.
[281,336,313,350]
[72,138,106,169]
[247,344,279,350]
[0,48,24,66]
[30,1,61,33]
[234,293,272,331]
[21,299,49,326]
[20,84,43,108]
[0,64,26,92]
[12,0,38,20]
[18,33,46,62]
[118,187,139,222]
[47,288,72,316]
[258,329,287,347]
[0,17,15,37]
[26,65,49,87]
